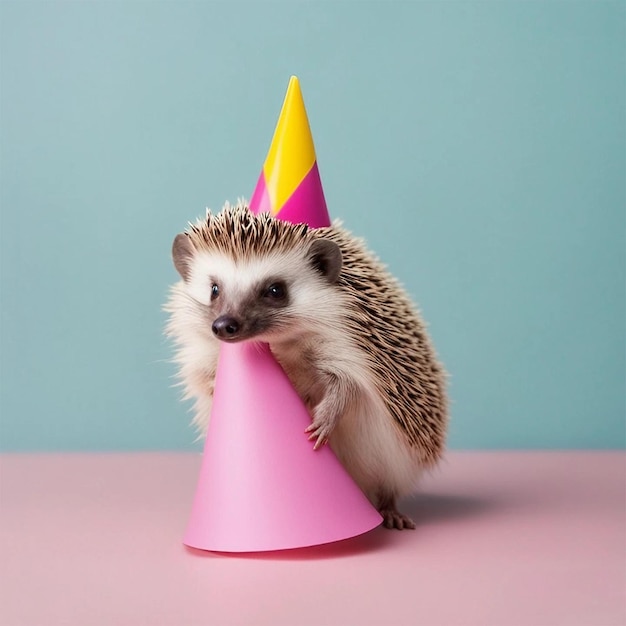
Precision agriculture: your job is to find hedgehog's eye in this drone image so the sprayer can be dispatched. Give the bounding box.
[210,283,220,301]
[264,282,286,300]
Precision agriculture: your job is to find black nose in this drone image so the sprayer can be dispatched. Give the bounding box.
[212,315,241,339]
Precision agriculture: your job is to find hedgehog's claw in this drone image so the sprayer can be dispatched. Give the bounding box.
[305,420,334,450]
[305,428,329,450]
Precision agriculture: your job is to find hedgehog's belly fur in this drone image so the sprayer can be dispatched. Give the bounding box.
[272,343,424,505]
[329,394,424,504]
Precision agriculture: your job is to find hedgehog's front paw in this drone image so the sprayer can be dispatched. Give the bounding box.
[305,411,337,450]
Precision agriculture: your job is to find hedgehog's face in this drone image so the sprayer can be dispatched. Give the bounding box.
[172,230,342,344]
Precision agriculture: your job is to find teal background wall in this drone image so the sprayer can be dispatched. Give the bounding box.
[1,1,624,451]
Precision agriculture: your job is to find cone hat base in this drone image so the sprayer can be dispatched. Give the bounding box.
[249,163,330,229]
[183,342,382,553]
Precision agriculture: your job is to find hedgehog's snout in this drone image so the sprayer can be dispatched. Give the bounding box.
[212,315,241,340]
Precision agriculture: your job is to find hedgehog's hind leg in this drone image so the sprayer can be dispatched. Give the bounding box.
[377,491,416,530]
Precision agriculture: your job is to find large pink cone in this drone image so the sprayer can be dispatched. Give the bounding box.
[184,342,382,552]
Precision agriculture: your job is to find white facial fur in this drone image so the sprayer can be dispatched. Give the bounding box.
[183,245,345,344]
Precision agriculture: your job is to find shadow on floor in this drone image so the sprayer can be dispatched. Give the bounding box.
[404,491,499,527]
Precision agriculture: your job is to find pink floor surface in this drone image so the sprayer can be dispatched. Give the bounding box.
[1,451,624,626]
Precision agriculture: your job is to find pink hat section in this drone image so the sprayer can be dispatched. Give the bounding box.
[183,342,382,553]
[249,162,331,229]
[276,162,330,228]
[249,172,271,215]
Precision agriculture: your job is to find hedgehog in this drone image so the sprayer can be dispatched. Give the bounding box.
[165,202,448,529]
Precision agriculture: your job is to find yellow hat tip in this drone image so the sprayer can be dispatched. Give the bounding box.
[283,76,300,102]
[263,76,317,213]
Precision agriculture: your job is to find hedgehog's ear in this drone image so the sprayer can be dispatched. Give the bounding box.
[172,233,195,281]
[308,239,342,283]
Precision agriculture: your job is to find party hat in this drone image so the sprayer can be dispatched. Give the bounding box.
[249,76,331,228]
[183,342,382,552]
